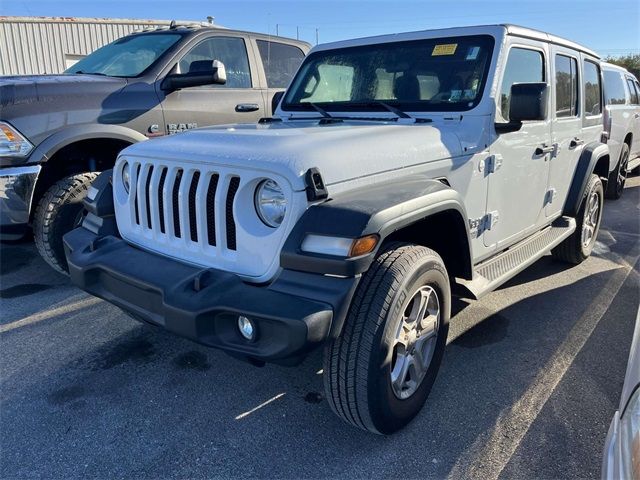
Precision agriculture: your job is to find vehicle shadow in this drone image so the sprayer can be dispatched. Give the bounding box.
[1,261,634,479]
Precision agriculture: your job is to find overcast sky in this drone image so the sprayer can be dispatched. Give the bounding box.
[2,0,638,56]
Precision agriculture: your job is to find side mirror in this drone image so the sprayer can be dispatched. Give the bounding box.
[161,59,227,92]
[271,91,285,115]
[496,82,548,133]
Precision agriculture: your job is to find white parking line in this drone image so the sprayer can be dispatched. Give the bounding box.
[447,261,638,480]
[235,393,286,420]
[0,296,102,333]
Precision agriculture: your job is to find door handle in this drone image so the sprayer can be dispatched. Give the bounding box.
[535,144,555,156]
[569,137,585,148]
[235,103,260,112]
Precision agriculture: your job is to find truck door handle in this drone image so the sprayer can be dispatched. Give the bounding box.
[535,144,555,156]
[570,137,584,148]
[235,103,260,112]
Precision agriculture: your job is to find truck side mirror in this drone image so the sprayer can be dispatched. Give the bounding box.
[495,82,548,134]
[161,59,227,92]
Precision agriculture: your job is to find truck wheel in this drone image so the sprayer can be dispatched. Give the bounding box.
[34,172,98,274]
[323,243,450,434]
[606,142,629,199]
[552,173,603,265]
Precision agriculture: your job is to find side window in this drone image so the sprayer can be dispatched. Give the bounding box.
[500,47,545,121]
[256,40,305,88]
[627,79,639,104]
[177,36,251,88]
[555,54,579,117]
[583,60,602,115]
[604,71,628,105]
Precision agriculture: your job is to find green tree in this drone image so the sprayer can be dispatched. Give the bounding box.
[605,54,640,79]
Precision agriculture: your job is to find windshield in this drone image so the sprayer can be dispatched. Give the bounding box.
[65,33,183,77]
[283,35,494,113]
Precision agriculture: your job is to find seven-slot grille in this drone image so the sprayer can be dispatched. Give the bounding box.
[127,161,241,252]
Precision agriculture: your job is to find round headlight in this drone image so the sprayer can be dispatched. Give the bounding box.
[121,162,130,193]
[254,179,286,228]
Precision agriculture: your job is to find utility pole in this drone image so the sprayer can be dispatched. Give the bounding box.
[315,28,319,45]
[296,26,299,40]
[276,24,279,36]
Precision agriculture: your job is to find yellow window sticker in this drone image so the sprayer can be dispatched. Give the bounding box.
[432,44,458,56]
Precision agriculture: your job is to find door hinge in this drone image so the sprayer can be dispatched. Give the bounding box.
[481,154,503,175]
[469,211,499,237]
[545,188,557,205]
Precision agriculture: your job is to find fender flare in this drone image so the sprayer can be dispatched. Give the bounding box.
[27,124,147,166]
[280,176,473,278]
[563,142,609,217]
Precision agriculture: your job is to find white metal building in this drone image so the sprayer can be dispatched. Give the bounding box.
[0,16,191,75]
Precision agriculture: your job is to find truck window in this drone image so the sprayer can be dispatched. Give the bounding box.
[627,79,639,104]
[604,70,627,105]
[583,60,602,115]
[256,40,305,88]
[500,47,544,121]
[555,54,578,117]
[177,37,252,88]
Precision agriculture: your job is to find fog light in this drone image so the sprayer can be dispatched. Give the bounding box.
[238,315,256,341]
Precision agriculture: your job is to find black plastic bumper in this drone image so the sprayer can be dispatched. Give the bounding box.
[64,227,359,364]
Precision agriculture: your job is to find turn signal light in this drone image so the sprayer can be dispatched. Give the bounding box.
[349,234,379,257]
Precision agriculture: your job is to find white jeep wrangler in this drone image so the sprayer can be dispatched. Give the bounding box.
[65,24,610,434]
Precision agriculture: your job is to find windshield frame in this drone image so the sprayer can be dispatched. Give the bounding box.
[64,31,187,79]
[281,34,496,114]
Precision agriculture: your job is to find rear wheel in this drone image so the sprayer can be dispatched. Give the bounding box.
[33,172,98,274]
[552,173,603,264]
[606,142,629,199]
[323,243,450,434]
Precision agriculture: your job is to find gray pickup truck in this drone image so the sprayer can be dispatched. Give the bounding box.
[0,23,309,272]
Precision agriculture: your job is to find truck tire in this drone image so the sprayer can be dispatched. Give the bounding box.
[34,172,98,274]
[323,243,450,434]
[605,142,629,199]
[552,173,603,265]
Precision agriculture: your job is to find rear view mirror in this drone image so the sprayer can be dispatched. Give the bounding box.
[509,82,548,122]
[496,82,548,134]
[161,59,227,92]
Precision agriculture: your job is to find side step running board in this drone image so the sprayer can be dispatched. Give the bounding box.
[457,216,576,300]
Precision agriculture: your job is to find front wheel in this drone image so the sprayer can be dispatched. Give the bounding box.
[33,172,98,274]
[552,173,603,264]
[606,142,629,200]
[323,243,450,434]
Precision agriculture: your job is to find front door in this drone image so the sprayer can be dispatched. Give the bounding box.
[546,47,582,218]
[485,42,552,249]
[159,35,266,133]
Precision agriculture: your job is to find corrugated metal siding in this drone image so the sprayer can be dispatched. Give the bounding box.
[0,17,176,75]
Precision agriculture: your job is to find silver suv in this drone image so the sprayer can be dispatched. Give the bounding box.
[65,24,610,434]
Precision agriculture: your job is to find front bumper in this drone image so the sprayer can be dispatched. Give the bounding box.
[64,227,358,364]
[0,165,40,239]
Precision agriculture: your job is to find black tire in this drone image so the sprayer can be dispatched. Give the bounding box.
[551,173,603,265]
[605,142,629,200]
[323,243,450,434]
[34,172,98,274]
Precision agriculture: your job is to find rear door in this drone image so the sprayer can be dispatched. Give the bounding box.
[159,33,266,131]
[253,38,306,114]
[627,77,640,156]
[546,47,581,218]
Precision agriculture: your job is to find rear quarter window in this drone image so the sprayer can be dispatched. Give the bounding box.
[604,70,627,105]
[583,60,602,116]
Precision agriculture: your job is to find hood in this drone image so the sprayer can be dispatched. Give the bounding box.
[122,120,463,191]
[0,74,128,143]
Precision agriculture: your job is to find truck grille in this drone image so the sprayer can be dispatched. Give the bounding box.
[127,161,241,252]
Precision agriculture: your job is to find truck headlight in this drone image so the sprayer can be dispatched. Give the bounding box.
[0,122,34,157]
[121,162,131,193]
[255,179,286,227]
[620,388,640,479]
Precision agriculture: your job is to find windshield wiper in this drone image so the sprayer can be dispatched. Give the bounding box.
[73,70,108,76]
[374,101,412,119]
[307,102,333,118]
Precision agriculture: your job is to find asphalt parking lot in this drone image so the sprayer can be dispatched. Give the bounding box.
[1,176,639,480]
